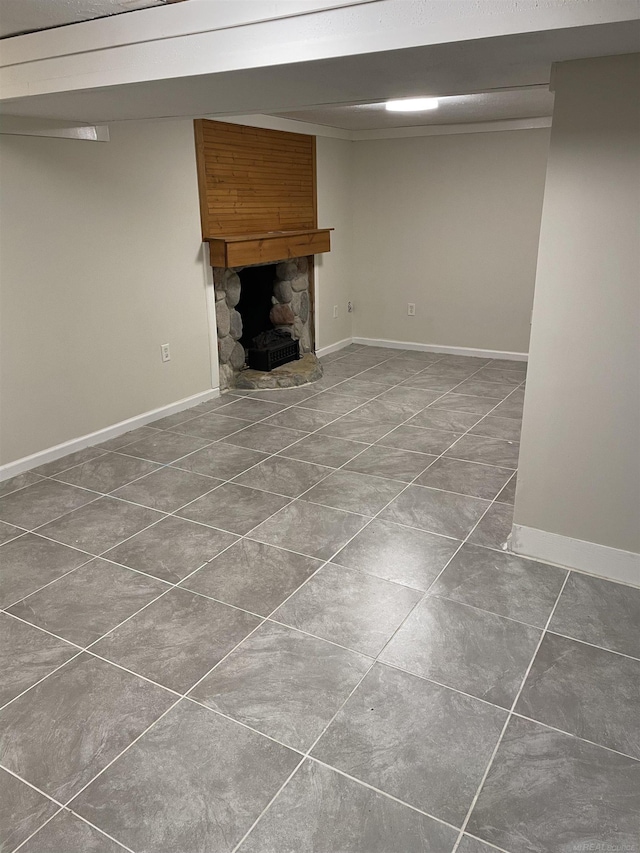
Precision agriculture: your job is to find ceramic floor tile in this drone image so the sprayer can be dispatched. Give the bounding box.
[0,479,97,529]
[0,768,59,853]
[92,588,260,693]
[489,396,524,420]
[343,445,437,483]
[437,356,491,369]
[71,700,300,853]
[223,423,307,453]
[119,430,210,463]
[451,379,514,399]
[34,447,107,477]
[191,622,370,750]
[178,483,289,535]
[36,497,163,554]
[431,544,567,628]
[399,374,463,393]
[19,809,127,853]
[180,539,321,616]
[360,366,421,384]
[218,397,286,422]
[7,558,165,647]
[96,426,162,451]
[193,393,244,411]
[298,391,362,415]
[428,394,498,415]
[444,435,520,469]
[472,368,524,386]
[456,835,504,853]
[391,350,444,364]
[0,520,25,545]
[149,408,211,430]
[243,387,318,405]
[0,471,44,497]
[549,572,640,659]
[380,595,540,708]
[376,425,461,455]
[0,653,174,802]
[112,466,221,512]
[332,519,459,590]
[172,442,268,480]
[495,474,517,505]
[54,453,160,493]
[273,563,421,657]
[468,502,514,549]
[278,433,368,467]
[406,408,482,433]
[250,500,368,561]
[301,470,404,516]
[238,759,458,853]
[317,414,397,443]
[233,455,332,497]
[467,716,640,853]
[470,416,522,441]
[262,406,336,432]
[516,632,640,758]
[0,534,90,609]
[4,350,634,853]
[169,413,249,441]
[380,485,490,539]
[330,378,389,399]
[356,397,438,423]
[104,515,237,583]
[379,385,444,410]
[312,663,507,825]
[416,458,513,500]
[486,359,527,372]
[0,613,77,707]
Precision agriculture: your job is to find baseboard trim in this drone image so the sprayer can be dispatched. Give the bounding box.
[511,524,640,588]
[316,338,354,358]
[0,388,221,482]
[351,337,528,361]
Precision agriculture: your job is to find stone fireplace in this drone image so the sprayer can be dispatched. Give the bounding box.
[213,255,321,391]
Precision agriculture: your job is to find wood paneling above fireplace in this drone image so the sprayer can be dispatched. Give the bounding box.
[193,119,331,266]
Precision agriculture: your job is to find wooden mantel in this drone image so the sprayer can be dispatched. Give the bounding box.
[206,228,333,267]
[194,119,332,267]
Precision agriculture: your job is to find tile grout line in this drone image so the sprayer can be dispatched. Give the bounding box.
[0,351,528,848]
[4,351,636,850]
[449,569,572,853]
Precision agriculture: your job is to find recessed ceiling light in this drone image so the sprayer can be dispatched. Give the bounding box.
[385,97,439,112]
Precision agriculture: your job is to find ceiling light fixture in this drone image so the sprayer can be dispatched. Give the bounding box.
[385,97,439,112]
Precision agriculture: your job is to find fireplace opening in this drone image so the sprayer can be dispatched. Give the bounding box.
[236,264,277,348]
[214,256,319,389]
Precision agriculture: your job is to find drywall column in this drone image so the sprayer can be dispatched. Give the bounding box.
[512,54,640,585]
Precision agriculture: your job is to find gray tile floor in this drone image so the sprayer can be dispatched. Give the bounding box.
[1,344,639,853]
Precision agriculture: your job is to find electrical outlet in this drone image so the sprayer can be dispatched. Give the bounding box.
[160,343,171,362]
[407,303,416,316]
[347,301,353,313]
[333,305,339,319]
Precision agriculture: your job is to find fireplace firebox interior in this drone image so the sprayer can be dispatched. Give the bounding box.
[237,264,277,347]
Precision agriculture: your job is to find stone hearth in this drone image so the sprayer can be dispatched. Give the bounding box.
[214,256,321,391]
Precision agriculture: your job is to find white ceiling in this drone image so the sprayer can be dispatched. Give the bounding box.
[274,87,554,130]
[0,1,637,126]
[0,0,178,38]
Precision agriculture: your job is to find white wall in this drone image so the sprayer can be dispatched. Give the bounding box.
[315,135,354,348]
[513,54,640,578]
[0,119,214,466]
[0,116,551,469]
[351,129,550,354]
[0,117,356,467]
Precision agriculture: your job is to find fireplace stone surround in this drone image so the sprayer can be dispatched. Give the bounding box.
[214,255,322,391]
